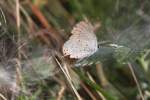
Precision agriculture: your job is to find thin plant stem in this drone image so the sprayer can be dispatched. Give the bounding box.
[128,63,144,100]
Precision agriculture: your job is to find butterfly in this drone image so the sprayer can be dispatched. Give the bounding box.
[62,20,98,59]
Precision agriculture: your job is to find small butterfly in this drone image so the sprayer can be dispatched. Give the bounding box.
[62,20,98,59]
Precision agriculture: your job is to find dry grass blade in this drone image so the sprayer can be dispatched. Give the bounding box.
[54,57,82,100]
[0,93,7,100]
[96,64,109,87]
[53,76,66,100]
[128,63,144,100]
[16,0,22,60]
[87,72,106,100]
[80,81,97,100]
[16,0,20,30]
[14,58,23,94]
[57,86,65,100]
[0,7,7,25]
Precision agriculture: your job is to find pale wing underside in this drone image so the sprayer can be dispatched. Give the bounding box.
[63,21,98,59]
[71,21,94,35]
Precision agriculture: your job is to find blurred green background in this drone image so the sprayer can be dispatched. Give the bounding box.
[0,0,150,100]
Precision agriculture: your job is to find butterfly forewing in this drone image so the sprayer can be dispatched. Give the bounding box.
[63,21,98,59]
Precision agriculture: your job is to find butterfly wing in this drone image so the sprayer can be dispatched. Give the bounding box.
[63,21,98,59]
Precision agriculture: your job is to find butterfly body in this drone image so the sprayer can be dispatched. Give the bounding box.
[63,21,98,59]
